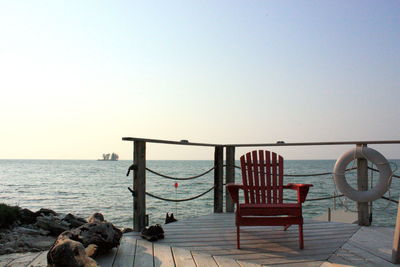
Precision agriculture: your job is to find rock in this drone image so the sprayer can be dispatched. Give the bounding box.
[23,240,33,248]
[120,227,133,234]
[35,208,57,217]
[35,216,69,236]
[17,240,25,248]
[18,208,37,225]
[87,213,104,223]
[62,213,87,228]
[15,226,42,235]
[4,247,16,254]
[31,238,55,250]
[39,228,51,236]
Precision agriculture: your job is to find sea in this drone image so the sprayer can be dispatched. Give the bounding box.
[1,159,399,228]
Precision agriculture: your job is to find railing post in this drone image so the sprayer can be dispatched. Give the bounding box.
[392,197,400,263]
[225,146,235,212]
[357,143,370,226]
[133,141,146,232]
[214,146,224,213]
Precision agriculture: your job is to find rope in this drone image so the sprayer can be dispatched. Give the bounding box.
[146,167,215,180]
[306,194,344,201]
[232,165,357,177]
[145,186,215,202]
[285,172,333,177]
[286,167,357,177]
[381,196,399,204]
[283,194,344,202]
[146,164,362,181]
[334,158,357,212]
[368,166,400,178]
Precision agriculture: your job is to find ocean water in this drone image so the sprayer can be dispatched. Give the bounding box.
[1,159,399,228]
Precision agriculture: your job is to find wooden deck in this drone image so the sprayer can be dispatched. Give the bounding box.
[3,213,398,267]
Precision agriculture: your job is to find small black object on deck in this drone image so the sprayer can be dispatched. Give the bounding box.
[140,224,164,242]
[165,213,178,224]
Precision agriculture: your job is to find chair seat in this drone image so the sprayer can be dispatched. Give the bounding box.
[239,203,302,216]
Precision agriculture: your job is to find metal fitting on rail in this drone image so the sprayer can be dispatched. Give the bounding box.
[126,164,138,176]
[128,187,136,197]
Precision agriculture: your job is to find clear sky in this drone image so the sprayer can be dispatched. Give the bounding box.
[0,0,399,160]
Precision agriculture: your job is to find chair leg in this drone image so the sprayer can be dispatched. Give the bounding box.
[299,224,304,249]
[237,226,240,249]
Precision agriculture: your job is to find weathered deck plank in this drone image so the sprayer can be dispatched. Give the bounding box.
[153,243,175,267]
[236,260,263,267]
[347,226,393,261]
[113,235,136,267]
[134,239,153,267]
[95,248,117,267]
[191,251,218,267]
[4,252,38,267]
[27,251,47,267]
[213,255,241,267]
[340,242,395,266]
[171,247,196,267]
[1,213,397,267]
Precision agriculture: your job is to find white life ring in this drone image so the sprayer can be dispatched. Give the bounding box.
[333,146,392,202]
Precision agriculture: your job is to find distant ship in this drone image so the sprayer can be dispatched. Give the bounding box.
[98,152,119,161]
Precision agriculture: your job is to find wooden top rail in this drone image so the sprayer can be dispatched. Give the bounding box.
[122,137,219,147]
[122,137,400,147]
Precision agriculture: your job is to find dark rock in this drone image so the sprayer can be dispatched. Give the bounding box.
[18,208,37,225]
[87,213,104,223]
[4,247,15,254]
[36,216,69,236]
[62,213,87,228]
[35,208,57,217]
[15,226,42,235]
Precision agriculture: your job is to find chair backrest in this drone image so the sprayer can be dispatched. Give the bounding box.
[240,150,284,204]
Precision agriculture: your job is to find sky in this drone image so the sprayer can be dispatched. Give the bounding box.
[0,0,399,160]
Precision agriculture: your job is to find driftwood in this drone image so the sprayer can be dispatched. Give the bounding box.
[47,236,98,267]
[47,213,122,267]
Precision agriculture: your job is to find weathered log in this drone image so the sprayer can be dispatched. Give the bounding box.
[63,213,87,228]
[47,236,99,267]
[47,213,122,266]
[70,221,122,254]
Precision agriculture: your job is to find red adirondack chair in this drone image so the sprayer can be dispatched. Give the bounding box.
[227,150,313,249]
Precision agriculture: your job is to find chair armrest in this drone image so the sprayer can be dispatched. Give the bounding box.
[226,184,244,204]
[285,183,313,203]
